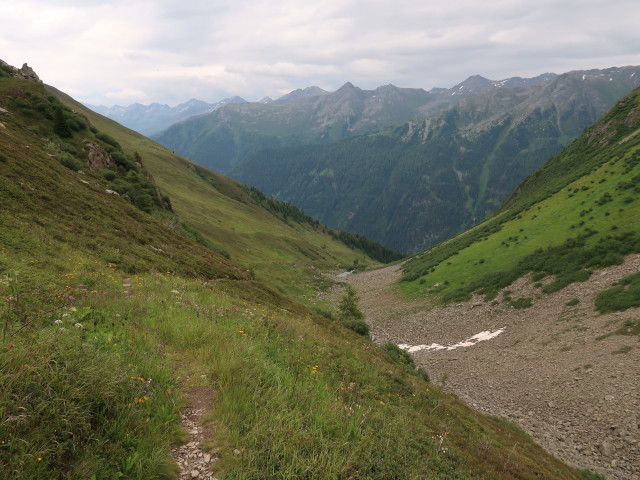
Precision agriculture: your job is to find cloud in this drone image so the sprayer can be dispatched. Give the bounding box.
[1,0,639,106]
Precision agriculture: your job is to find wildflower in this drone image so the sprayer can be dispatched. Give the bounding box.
[54,319,63,324]
[379,401,385,405]
[74,323,83,328]
[37,457,42,461]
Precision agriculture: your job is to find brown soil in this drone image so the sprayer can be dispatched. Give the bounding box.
[172,386,219,479]
[338,256,640,480]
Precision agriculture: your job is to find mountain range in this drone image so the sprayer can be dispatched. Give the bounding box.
[88,96,247,136]
[151,72,558,174]
[147,66,640,252]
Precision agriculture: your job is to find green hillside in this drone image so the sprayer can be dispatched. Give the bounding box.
[230,67,640,253]
[401,86,640,306]
[0,65,587,479]
[49,86,402,298]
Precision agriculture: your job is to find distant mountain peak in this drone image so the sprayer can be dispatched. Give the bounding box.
[374,84,400,93]
[273,86,328,104]
[451,75,494,94]
[337,81,357,91]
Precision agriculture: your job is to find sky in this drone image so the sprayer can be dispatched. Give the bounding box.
[2,0,640,107]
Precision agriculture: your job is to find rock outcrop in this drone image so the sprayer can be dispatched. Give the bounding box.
[85,142,116,171]
[18,63,42,83]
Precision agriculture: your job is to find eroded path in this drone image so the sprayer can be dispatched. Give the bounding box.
[342,259,640,480]
[172,386,219,480]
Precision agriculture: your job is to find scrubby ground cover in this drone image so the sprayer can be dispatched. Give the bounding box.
[1,251,585,479]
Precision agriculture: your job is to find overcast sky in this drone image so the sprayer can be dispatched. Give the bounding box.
[2,0,640,106]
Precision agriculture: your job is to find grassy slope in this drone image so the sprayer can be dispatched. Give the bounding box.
[0,77,248,282]
[52,87,385,299]
[1,74,585,479]
[401,86,640,301]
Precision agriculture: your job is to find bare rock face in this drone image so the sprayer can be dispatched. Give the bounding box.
[18,63,42,83]
[85,142,116,171]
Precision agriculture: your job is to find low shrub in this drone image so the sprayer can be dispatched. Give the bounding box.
[596,272,640,312]
[382,343,415,368]
[342,318,370,337]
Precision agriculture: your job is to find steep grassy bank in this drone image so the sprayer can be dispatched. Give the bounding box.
[401,86,640,305]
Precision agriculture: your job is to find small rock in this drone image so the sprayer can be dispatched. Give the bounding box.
[204,454,211,463]
[233,449,241,455]
[191,470,200,478]
[598,441,614,456]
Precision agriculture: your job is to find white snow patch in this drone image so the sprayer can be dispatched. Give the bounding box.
[398,328,505,353]
[337,270,355,278]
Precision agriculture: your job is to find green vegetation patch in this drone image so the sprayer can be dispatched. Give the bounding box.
[337,285,370,337]
[596,319,640,340]
[596,271,640,313]
[0,270,181,479]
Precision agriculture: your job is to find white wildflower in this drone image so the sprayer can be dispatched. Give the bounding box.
[54,319,63,324]
[74,322,83,328]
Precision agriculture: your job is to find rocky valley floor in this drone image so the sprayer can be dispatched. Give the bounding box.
[337,256,640,480]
